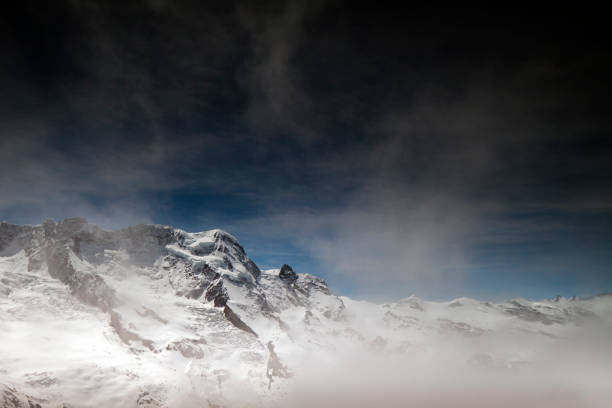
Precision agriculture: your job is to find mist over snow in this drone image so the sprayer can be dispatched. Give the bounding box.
[1,219,611,407]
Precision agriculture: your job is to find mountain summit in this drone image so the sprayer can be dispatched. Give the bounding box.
[1,218,611,407]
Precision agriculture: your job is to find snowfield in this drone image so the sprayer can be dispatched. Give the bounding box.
[1,218,611,407]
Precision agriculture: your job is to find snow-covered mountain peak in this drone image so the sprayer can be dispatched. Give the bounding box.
[1,218,612,407]
[177,228,244,257]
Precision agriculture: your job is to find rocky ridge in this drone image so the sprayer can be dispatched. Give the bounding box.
[1,218,611,407]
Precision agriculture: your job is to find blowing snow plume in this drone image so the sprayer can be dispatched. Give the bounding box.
[1,219,611,407]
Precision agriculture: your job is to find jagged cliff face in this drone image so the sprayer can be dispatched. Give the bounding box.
[0,218,347,407]
[1,219,612,407]
[0,218,341,323]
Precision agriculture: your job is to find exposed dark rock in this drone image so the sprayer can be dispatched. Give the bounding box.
[45,246,118,312]
[257,295,279,314]
[109,310,155,350]
[2,219,265,331]
[278,264,297,283]
[223,305,258,337]
[0,222,38,257]
[0,384,43,408]
[205,279,229,307]
[210,231,261,279]
[2,218,176,268]
[294,274,333,297]
[117,224,176,267]
[244,259,261,280]
[266,341,290,390]
[136,391,165,407]
[502,300,567,325]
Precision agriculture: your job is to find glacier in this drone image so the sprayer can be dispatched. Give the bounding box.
[1,218,611,407]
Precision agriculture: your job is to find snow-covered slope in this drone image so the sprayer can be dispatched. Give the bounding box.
[1,218,611,407]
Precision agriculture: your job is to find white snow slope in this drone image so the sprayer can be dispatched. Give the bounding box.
[1,218,611,407]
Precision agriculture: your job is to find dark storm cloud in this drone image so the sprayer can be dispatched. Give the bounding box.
[1,3,611,298]
[1,1,252,224]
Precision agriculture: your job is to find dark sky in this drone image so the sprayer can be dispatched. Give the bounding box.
[1,2,611,300]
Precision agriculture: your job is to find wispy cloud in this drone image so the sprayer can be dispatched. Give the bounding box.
[1,2,611,299]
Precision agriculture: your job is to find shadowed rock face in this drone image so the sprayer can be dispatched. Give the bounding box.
[501,301,568,325]
[0,218,177,266]
[45,245,118,312]
[136,391,165,408]
[266,341,290,390]
[209,231,261,280]
[0,223,37,257]
[279,264,298,283]
[0,384,43,408]
[1,219,119,313]
[109,310,155,350]
[117,224,177,267]
[205,278,229,307]
[224,305,258,337]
